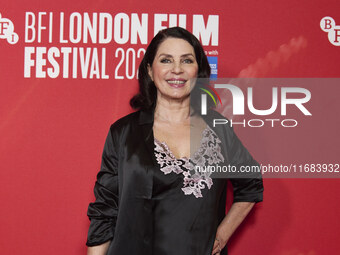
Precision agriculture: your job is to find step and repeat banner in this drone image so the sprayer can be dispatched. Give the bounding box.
[1,0,339,254]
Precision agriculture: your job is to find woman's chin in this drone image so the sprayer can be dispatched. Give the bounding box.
[159,91,190,102]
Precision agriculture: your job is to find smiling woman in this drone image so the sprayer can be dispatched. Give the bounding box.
[148,38,198,102]
[86,27,263,255]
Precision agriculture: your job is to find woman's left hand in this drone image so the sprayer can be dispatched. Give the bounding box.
[211,202,256,254]
[211,227,227,255]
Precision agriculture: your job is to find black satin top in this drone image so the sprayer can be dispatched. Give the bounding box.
[152,173,225,255]
[86,109,263,255]
[152,126,226,254]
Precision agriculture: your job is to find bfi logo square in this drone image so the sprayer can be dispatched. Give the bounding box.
[320,16,340,46]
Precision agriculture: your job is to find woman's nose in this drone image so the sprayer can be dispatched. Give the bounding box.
[171,62,183,74]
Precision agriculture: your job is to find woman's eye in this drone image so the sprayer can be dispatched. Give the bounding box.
[183,58,194,64]
[160,58,171,63]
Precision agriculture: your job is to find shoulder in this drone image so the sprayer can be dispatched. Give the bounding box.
[111,111,140,128]
[206,109,225,119]
[108,111,141,137]
[204,109,234,135]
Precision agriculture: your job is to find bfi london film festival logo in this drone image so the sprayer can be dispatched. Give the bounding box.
[320,16,340,46]
[0,13,19,44]
[199,81,312,128]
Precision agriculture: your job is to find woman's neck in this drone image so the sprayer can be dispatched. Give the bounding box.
[154,96,191,124]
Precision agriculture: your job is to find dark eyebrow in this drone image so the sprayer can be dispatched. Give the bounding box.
[180,54,195,58]
[157,53,195,58]
[158,54,173,58]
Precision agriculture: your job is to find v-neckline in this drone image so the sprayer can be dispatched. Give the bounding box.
[154,125,210,161]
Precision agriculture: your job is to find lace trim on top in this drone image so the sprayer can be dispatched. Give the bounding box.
[154,126,224,198]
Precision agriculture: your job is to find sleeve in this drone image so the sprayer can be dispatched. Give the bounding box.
[86,126,120,246]
[227,127,264,203]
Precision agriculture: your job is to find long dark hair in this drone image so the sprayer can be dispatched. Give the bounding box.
[130,27,211,110]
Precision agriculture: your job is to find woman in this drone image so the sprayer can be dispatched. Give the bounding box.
[86,27,263,255]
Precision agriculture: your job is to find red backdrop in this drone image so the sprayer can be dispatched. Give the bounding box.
[1,0,339,254]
